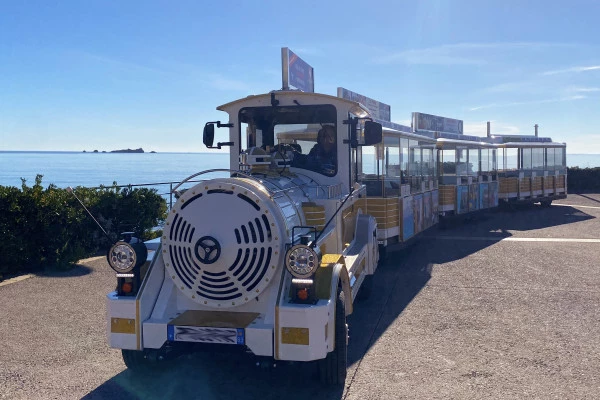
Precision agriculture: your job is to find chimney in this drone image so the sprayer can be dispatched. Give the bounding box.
[487,121,491,138]
[534,124,538,137]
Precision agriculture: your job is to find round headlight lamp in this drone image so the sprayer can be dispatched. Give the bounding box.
[285,244,319,278]
[107,241,147,273]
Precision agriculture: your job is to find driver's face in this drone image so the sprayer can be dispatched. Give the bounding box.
[320,128,335,152]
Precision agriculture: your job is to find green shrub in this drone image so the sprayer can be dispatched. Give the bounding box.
[567,167,600,193]
[0,175,167,277]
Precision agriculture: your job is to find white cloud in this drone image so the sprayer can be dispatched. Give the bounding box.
[541,65,600,75]
[469,95,586,111]
[463,120,520,136]
[567,86,600,93]
[564,134,600,154]
[207,74,251,91]
[74,51,166,75]
[373,42,580,66]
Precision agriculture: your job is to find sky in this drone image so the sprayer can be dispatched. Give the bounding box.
[1,0,599,154]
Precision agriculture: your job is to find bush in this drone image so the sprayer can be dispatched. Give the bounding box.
[0,175,167,277]
[567,167,600,193]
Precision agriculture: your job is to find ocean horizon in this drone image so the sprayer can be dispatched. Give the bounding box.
[1,151,599,198]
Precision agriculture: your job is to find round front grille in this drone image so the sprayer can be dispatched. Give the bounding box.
[162,180,281,308]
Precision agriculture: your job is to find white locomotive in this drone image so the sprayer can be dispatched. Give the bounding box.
[106,90,383,385]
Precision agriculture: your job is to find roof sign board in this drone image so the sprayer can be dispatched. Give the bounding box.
[337,87,391,122]
[494,135,553,143]
[412,112,463,135]
[376,118,412,133]
[281,47,314,93]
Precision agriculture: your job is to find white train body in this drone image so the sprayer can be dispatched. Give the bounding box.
[106,90,381,380]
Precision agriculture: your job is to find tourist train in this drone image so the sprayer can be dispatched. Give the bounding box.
[105,49,567,386]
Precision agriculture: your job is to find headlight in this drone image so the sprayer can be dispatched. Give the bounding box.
[285,244,319,278]
[107,241,147,273]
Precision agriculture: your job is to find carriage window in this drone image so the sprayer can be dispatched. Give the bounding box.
[384,137,401,197]
[401,138,409,184]
[456,148,467,176]
[409,140,421,193]
[504,148,518,171]
[532,148,544,170]
[522,148,532,170]
[468,148,480,176]
[481,149,490,174]
[441,149,456,175]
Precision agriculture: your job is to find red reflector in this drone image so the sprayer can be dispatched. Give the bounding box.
[297,288,309,301]
[122,282,133,294]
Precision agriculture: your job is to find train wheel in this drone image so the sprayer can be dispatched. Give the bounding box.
[122,349,158,372]
[357,274,373,301]
[378,244,387,265]
[319,290,348,386]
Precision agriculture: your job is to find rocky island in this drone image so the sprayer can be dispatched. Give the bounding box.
[84,148,155,153]
[110,148,145,153]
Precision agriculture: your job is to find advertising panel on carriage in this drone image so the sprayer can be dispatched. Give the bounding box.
[412,112,464,135]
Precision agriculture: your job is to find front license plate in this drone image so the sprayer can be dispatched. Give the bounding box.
[167,325,245,345]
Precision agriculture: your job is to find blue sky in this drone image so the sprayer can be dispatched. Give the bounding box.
[1,0,599,153]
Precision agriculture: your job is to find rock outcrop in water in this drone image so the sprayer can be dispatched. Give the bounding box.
[110,148,144,153]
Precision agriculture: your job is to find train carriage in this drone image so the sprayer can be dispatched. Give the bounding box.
[357,127,439,250]
[434,135,499,220]
[495,135,567,207]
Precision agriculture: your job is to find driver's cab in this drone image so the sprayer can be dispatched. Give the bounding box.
[206,91,382,193]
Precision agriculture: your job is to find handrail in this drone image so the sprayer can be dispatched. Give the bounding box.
[171,169,260,192]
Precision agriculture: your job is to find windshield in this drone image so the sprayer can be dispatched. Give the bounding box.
[238,105,338,176]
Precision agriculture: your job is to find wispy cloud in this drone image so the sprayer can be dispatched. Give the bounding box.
[374,42,580,66]
[74,51,166,75]
[207,73,251,91]
[567,86,600,93]
[469,95,586,111]
[541,65,600,75]
[463,120,521,136]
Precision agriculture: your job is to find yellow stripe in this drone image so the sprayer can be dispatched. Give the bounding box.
[275,305,280,359]
[136,300,140,349]
[110,318,136,334]
[281,327,309,345]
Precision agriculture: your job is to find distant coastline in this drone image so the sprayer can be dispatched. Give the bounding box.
[83,148,155,154]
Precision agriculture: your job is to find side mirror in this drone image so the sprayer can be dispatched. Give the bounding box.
[364,121,382,146]
[203,123,215,148]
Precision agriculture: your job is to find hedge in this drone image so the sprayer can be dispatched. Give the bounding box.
[0,175,167,278]
[566,167,600,193]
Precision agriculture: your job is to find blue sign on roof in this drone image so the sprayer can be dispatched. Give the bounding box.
[282,48,314,93]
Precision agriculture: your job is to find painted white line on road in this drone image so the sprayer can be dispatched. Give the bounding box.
[429,236,600,243]
[555,203,600,210]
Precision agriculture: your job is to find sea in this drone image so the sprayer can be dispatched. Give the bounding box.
[0,152,232,203]
[1,151,599,200]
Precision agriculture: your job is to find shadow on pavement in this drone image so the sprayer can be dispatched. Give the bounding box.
[83,351,343,400]
[39,263,93,278]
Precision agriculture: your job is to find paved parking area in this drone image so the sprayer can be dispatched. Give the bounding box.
[1,194,599,399]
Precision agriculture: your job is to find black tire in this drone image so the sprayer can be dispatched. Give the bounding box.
[540,200,552,207]
[357,274,373,301]
[122,349,157,372]
[318,290,348,386]
[378,244,387,265]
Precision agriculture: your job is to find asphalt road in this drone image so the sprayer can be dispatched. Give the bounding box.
[1,194,600,400]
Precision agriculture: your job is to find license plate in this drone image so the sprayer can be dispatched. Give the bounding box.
[167,325,245,345]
